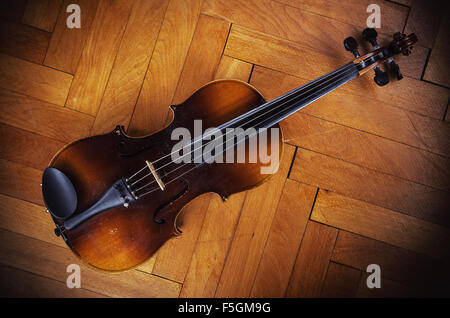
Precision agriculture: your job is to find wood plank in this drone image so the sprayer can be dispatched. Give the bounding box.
[332,231,450,296]
[150,14,230,284]
[23,0,63,32]
[180,192,246,297]
[320,262,361,298]
[312,190,450,260]
[290,148,450,227]
[0,88,93,143]
[423,7,450,87]
[0,159,43,206]
[392,0,411,6]
[0,0,27,22]
[285,221,338,297]
[395,44,429,80]
[215,145,296,297]
[44,0,100,74]
[172,15,231,104]
[0,124,64,171]
[152,194,212,283]
[203,0,407,60]
[0,229,181,297]
[128,0,203,136]
[66,0,134,116]
[180,57,254,297]
[404,0,445,49]
[0,20,51,64]
[250,180,317,297]
[0,264,106,297]
[225,25,449,119]
[215,56,253,82]
[356,272,415,298]
[281,112,450,190]
[0,53,73,106]
[274,0,407,35]
[0,194,64,248]
[91,0,169,135]
[251,66,450,157]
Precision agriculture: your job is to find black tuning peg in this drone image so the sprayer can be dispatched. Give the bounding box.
[362,28,379,48]
[388,60,403,80]
[344,36,360,58]
[374,67,390,86]
[362,28,390,86]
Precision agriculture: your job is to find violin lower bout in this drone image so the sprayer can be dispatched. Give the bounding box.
[49,80,284,272]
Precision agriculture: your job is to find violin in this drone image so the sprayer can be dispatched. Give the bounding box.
[41,28,417,271]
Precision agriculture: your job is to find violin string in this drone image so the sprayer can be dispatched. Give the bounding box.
[126,61,359,184]
[134,62,361,198]
[131,62,360,197]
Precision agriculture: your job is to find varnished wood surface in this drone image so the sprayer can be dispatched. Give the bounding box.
[0,0,449,297]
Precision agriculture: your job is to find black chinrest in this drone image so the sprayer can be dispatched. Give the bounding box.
[42,167,78,220]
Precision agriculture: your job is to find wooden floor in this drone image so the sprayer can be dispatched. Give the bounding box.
[0,0,449,298]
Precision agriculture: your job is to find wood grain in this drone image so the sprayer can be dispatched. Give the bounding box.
[23,0,63,32]
[150,13,231,284]
[215,145,296,297]
[251,66,450,157]
[0,124,64,171]
[250,180,316,297]
[290,148,450,226]
[280,112,450,190]
[0,88,93,143]
[0,53,72,106]
[215,56,253,82]
[66,0,134,115]
[0,229,181,298]
[203,0,406,60]
[172,15,231,104]
[320,262,361,298]
[0,159,43,206]
[0,0,447,297]
[44,0,100,74]
[312,190,450,260]
[0,20,51,64]
[91,0,169,135]
[332,231,450,295]
[152,195,212,283]
[0,194,64,248]
[180,56,254,297]
[0,264,106,298]
[274,0,407,35]
[226,25,450,119]
[180,192,246,297]
[423,7,450,87]
[404,0,446,49]
[285,221,338,297]
[356,273,415,297]
[128,0,203,136]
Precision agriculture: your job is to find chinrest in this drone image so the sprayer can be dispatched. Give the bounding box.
[42,167,78,220]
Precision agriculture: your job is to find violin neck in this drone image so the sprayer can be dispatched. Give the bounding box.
[226,62,360,131]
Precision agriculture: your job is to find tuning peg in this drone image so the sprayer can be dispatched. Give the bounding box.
[362,28,379,48]
[344,36,360,58]
[374,67,390,86]
[388,60,403,80]
[362,28,390,87]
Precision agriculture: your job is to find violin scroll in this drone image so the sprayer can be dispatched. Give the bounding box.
[344,28,418,85]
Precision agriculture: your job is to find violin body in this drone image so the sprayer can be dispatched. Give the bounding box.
[49,80,283,271]
[45,29,418,272]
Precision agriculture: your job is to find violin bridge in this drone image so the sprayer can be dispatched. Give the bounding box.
[146,160,165,191]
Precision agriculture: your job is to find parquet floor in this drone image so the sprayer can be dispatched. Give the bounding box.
[0,0,449,298]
